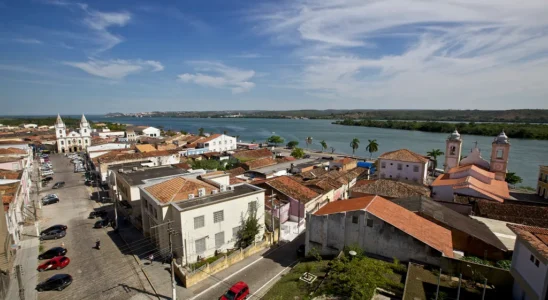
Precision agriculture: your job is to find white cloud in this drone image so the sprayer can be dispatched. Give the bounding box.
[63,59,164,79]
[232,53,269,59]
[178,61,256,94]
[14,38,42,44]
[253,0,548,108]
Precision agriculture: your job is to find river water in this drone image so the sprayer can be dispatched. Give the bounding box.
[88,116,548,187]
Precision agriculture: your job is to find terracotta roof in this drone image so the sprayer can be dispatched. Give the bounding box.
[432,173,510,203]
[476,200,548,227]
[0,140,28,145]
[0,147,27,155]
[351,179,431,199]
[379,149,429,163]
[448,165,495,179]
[228,167,246,177]
[0,182,20,208]
[95,150,179,164]
[508,224,548,261]
[172,162,191,170]
[233,148,273,161]
[298,168,329,180]
[0,169,23,180]
[230,177,246,185]
[135,144,157,153]
[181,135,205,144]
[266,176,319,203]
[0,157,24,163]
[197,134,222,144]
[334,157,356,165]
[276,156,296,163]
[144,177,217,203]
[243,157,277,170]
[304,178,341,193]
[315,196,454,257]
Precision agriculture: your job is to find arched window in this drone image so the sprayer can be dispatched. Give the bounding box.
[59,130,62,134]
[450,146,456,155]
[85,139,88,144]
[78,140,82,144]
[496,149,503,159]
[84,129,87,133]
[67,140,71,145]
[61,141,64,145]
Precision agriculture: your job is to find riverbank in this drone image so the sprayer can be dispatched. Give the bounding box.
[333,119,548,140]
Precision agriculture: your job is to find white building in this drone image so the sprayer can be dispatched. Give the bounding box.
[377,149,429,184]
[140,176,265,264]
[55,114,91,153]
[142,127,161,138]
[22,124,38,129]
[196,134,237,153]
[508,224,548,300]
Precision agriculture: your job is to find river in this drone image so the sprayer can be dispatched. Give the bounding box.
[88,116,548,187]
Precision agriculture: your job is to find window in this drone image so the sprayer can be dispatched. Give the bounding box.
[248,201,257,212]
[381,162,386,168]
[232,226,240,240]
[450,146,456,155]
[380,173,385,179]
[390,163,393,165]
[213,142,216,145]
[61,141,64,145]
[194,216,205,229]
[366,219,373,227]
[78,140,81,144]
[215,232,225,248]
[530,254,534,262]
[496,149,503,159]
[535,259,540,267]
[413,166,419,172]
[213,210,224,223]
[59,130,62,134]
[351,216,358,224]
[84,129,87,133]
[397,163,402,170]
[85,139,88,144]
[195,237,206,254]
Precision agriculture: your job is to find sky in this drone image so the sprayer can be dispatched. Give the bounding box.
[1,0,548,114]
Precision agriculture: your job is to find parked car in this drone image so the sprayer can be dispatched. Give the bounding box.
[220,281,249,300]
[321,156,335,160]
[37,256,70,272]
[52,182,65,189]
[38,247,67,260]
[41,194,58,201]
[40,225,68,236]
[41,176,54,182]
[39,230,66,241]
[94,219,110,228]
[36,274,72,292]
[88,210,108,219]
[41,170,54,176]
[42,197,59,205]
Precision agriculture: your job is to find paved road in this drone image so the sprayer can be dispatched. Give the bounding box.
[190,234,304,300]
[36,154,155,300]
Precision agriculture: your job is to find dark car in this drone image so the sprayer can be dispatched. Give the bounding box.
[52,182,65,189]
[39,230,66,241]
[88,210,108,219]
[36,274,72,292]
[39,247,67,260]
[94,219,110,228]
[42,197,59,205]
[40,225,68,236]
[41,176,54,182]
[321,156,335,160]
[97,197,112,203]
[297,244,305,257]
[303,154,311,159]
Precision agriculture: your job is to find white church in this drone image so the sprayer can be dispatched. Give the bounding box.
[55,114,91,153]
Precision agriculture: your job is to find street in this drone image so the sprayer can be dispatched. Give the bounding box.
[36,154,155,300]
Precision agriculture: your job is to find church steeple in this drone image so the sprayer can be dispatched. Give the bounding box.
[80,114,88,125]
[55,114,64,126]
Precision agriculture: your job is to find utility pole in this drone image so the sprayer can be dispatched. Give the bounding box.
[268,191,276,243]
[15,264,24,300]
[151,221,177,300]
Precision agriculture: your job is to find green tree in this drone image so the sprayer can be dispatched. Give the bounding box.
[180,130,188,135]
[365,139,379,160]
[320,140,328,152]
[426,149,444,175]
[190,159,223,170]
[305,136,313,149]
[267,135,284,147]
[198,128,205,136]
[235,202,262,249]
[291,147,305,159]
[287,141,299,149]
[350,138,360,156]
[506,172,523,185]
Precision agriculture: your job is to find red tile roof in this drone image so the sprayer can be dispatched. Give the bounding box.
[432,172,510,203]
[233,148,273,161]
[315,195,454,258]
[0,169,23,180]
[243,157,277,170]
[351,179,431,199]
[266,176,319,203]
[197,134,222,144]
[508,224,548,260]
[144,177,217,203]
[379,149,429,163]
[334,157,356,165]
[228,167,246,177]
[0,147,27,155]
[448,164,495,179]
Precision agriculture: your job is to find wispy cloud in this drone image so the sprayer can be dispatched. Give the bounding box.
[14,38,42,44]
[252,0,548,108]
[63,59,164,79]
[43,0,131,52]
[232,53,269,59]
[137,5,211,32]
[178,61,256,94]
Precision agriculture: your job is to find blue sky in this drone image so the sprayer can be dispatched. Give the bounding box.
[1,0,548,114]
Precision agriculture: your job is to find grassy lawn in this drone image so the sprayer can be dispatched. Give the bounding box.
[262,260,330,300]
[404,263,512,300]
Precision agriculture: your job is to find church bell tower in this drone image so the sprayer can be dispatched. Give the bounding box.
[490,130,510,181]
[444,129,462,172]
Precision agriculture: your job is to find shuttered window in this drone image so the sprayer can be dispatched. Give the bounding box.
[195,237,206,254]
[194,216,205,229]
[213,210,224,223]
[215,232,225,249]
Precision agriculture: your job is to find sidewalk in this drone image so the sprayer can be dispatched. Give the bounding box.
[6,226,39,300]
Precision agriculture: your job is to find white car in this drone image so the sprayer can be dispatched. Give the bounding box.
[41,170,54,176]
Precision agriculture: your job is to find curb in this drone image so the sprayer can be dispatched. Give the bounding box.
[117,229,161,300]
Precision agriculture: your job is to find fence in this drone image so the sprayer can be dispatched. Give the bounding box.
[440,257,514,286]
[175,240,269,287]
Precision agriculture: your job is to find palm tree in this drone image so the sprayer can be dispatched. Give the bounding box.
[320,140,327,152]
[305,136,313,149]
[426,149,444,175]
[198,128,205,136]
[223,130,228,135]
[330,147,335,154]
[365,139,379,160]
[350,138,360,156]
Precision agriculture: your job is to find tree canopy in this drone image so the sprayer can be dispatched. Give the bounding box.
[365,139,379,159]
[350,138,360,155]
[320,140,328,152]
[291,147,305,159]
[505,172,523,185]
[287,141,299,149]
[267,135,285,146]
[235,202,262,249]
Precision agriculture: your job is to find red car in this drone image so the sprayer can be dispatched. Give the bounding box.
[220,281,249,300]
[37,256,70,272]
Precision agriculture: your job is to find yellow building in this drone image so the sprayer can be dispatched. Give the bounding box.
[538,166,548,199]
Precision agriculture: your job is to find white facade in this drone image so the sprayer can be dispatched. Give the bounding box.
[378,159,428,184]
[23,124,38,128]
[511,239,548,300]
[198,134,237,153]
[87,143,131,159]
[55,114,91,153]
[444,130,462,172]
[142,127,161,137]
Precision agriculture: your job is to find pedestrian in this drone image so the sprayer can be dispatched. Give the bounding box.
[61,242,65,248]
[149,254,154,266]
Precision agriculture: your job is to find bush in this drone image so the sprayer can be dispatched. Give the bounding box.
[496,260,512,270]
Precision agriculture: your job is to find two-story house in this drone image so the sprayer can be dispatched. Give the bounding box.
[508,224,548,300]
[377,149,429,184]
[197,134,237,153]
